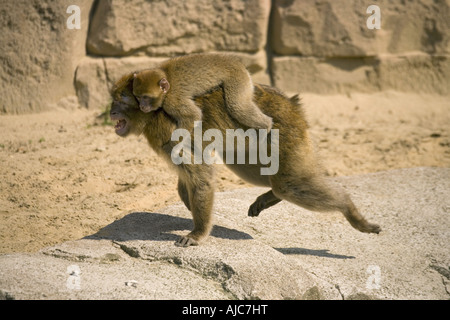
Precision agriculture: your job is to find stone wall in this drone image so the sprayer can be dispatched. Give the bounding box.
[1,0,448,113]
[0,0,93,113]
[270,0,450,94]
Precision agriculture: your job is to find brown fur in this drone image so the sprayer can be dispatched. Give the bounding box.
[110,74,381,247]
[132,53,273,131]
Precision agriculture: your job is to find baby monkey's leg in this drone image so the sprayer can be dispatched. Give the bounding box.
[223,78,272,131]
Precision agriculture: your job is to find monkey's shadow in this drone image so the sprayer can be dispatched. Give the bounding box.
[274,248,355,260]
[85,211,253,242]
[85,212,355,260]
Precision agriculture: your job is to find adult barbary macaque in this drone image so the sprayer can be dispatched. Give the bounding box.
[132,53,273,131]
[110,73,381,247]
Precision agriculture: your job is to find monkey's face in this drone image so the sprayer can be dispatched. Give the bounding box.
[133,70,169,113]
[110,92,146,137]
[135,94,162,113]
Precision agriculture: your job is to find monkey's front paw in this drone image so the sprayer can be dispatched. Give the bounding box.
[256,116,273,133]
[263,116,273,132]
[252,116,273,132]
[175,235,199,247]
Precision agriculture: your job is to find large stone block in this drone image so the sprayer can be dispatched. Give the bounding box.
[0,0,94,114]
[375,53,450,94]
[87,0,271,57]
[272,56,375,94]
[271,0,450,57]
[272,53,449,94]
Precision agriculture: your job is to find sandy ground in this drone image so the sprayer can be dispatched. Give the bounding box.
[0,91,449,253]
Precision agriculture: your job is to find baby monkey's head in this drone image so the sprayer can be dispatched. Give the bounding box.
[133,69,170,113]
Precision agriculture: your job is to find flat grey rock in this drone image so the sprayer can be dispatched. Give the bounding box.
[1,167,449,299]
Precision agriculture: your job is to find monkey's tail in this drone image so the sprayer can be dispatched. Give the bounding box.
[290,94,301,106]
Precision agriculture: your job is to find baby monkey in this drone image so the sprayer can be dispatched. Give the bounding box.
[132,53,273,131]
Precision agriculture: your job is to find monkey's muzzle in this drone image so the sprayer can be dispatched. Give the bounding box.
[110,113,129,136]
[115,119,126,131]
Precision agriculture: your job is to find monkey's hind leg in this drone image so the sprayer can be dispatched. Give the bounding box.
[248,190,281,217]
[223,80,272,131]
[271,176,381,234]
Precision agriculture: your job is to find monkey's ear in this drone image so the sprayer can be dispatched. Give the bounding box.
[159,78,170,93]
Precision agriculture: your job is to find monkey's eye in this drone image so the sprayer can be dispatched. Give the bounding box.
[138,95,155,105]
[118,94,131,104]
